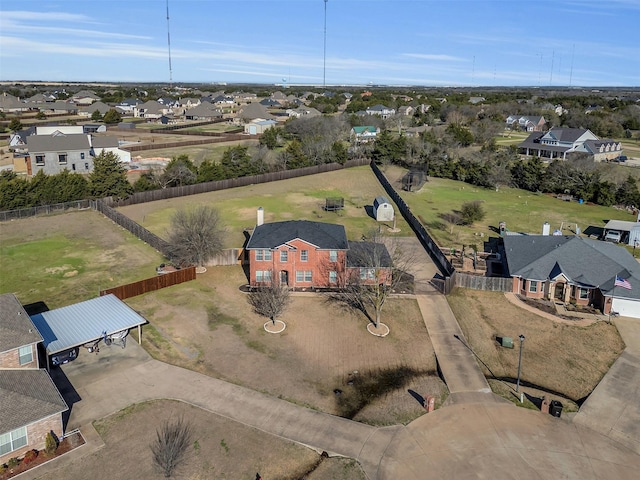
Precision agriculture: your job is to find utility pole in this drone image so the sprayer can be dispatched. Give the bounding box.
[166,0,173,89]
[323,0,328,87]
[516,334,525,392]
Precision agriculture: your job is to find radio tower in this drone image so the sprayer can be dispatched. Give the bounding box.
[323,0,328,87]
[166,0,173,88]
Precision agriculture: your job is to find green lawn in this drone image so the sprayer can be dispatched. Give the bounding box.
[119,166,411,248]
[392,167,636,249]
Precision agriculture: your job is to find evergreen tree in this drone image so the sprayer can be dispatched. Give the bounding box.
[89,151,133,199]
[103,108,122,124]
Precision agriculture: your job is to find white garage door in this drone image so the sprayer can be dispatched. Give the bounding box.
[611,298,640,318]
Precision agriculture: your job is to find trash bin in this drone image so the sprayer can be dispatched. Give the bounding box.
[501,337,514,348]
[549,400,563,417]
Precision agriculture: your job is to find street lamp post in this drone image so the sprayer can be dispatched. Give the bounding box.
[516,334,525,392]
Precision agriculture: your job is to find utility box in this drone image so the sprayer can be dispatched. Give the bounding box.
[550,400,563,417]
[541,396,550,414]
[501,336,514,348]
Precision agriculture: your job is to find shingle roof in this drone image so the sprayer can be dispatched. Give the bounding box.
[27,133,90,152]
[91,136,119,148]
[0,294,43,354]
[346,241,392,268]
[246,220,348,250]
[0,370,68,433]
[544,127,591,143]
[503,235,640,297]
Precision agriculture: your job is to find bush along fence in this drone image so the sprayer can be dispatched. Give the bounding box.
[104,158,370,207]
[100,266,196,300]
[369,162,455,283]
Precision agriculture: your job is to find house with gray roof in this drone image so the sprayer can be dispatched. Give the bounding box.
[245,218,391,289]
[365,104,396,119]
[505,115,546,132]
[518,127,600,160]
[0,293,68,463]
[184,101,223,121]
[502,235,640,317]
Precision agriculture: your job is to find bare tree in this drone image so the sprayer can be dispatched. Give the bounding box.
[150,416,194,478]
[247,274,291,324]
[330,233,414,328]
[167,206,225,267]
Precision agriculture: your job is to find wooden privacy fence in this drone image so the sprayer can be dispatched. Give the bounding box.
[370,162,455,279]
[452,272,513,292]
[100,266,196,300]
[205,248,244,266]
[105,158,370,207]
[122,134,248,152]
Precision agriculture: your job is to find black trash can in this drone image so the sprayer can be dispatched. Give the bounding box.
[549,400,563,417]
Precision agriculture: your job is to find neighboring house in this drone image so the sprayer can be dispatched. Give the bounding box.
[26,133,93,175]
[244,119,277,135]
[133,100,167,119]
[238,103,276,122]
[502,235,640,317]
[70,91,100,105]
[245,219,392,289]
[404,125,431,137]
[36,101,78,115]
[259,98,282,108]
[92,136,131,163]
[350,126,379,143]
[211,95,235,106]
[178,97,201,108]
[518,127,601,159]
[505,115,546,132]
[78,101,112,117]
[0,293,68,464]
[0,93,31,113]
[8,127,36,153]
[286,106,321,118]
[365,104,396,119]
[184,101,223,121]
[115,98,142,113]
[397,106,415,116]
[469,96,486,104]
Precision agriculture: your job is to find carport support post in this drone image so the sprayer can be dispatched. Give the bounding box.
[138,324,142,344]
[516,334,525,394]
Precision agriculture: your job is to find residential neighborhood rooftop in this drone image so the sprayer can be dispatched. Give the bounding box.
[246,220,349,250]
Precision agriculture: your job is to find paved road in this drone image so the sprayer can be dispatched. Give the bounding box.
[574,316,640,455]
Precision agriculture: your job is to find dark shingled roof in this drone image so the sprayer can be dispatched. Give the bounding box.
[544,127,590,143]
[0,293,42,354]
[27,133,90,152]
[246,220,348,250]
[503,235,640,298]
[0,370,68,433]
[346,241,392,268]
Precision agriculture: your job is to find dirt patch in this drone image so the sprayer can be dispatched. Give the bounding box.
[448,289,625,401]
[126,265,446,424]
[48,400,364,480]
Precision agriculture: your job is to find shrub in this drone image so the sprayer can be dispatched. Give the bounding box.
[7,457,20,467]
[44,431,58,455]
[23,449,38,464]
[150,416,193,478]
[460,201,486,225]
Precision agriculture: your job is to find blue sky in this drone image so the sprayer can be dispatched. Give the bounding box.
[1,0,638,86]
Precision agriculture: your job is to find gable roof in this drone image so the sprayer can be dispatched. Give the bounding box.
[246,220,348,250]
[346,241,392,268]
[239,102,275,120]
[503,235,640,297]
[27,133,91,152]
[0,294,43,354]
[543,127,594,143]
[91,136,119,148]
[0,370,68,433]
[351,126,377,134]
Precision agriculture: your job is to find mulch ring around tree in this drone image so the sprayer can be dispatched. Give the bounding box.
[0,431,85,479]
[367,322,390,337]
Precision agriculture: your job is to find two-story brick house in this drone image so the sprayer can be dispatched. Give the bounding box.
[0,294,68,463]
[245,219,393,288]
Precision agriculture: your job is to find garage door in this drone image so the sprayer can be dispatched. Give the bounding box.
[611,298,640,318]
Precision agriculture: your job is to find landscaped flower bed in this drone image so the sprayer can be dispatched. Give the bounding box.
[0,431,85,479]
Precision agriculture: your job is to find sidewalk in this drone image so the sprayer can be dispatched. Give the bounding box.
[504,292,604,326]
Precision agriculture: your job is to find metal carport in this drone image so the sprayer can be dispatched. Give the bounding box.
[30,294,147,368]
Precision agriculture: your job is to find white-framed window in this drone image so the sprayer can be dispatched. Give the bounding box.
[58,153,68,164]
[529,280,538,293]
[329,271,337,283]
[360,268,375,280]
[256,250,263,261]
[35,155,45,166]
[0,426,27,455]
[579,288,589,300]
[296,270,312,282]
[280,250,288,262]
[329,250,338,262]
[80,152,85,159]
[300,250,308,261]
[256,270,272,282]
[18,345,33,365]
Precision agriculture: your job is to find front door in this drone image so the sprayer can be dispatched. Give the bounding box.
[554,283,564,301]
[280,270,288,286]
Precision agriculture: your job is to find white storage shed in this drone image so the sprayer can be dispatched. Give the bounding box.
[373,196,394,222]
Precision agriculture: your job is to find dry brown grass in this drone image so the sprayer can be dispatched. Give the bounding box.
[126,265,445,424]
[50,399,366,480]
[447,289,625,401]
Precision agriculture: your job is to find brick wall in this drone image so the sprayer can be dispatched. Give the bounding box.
[0,344,38,369]
[0,414,63,464]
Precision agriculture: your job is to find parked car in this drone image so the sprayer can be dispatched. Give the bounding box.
[50,347,79,366]
[604,230,622,243]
